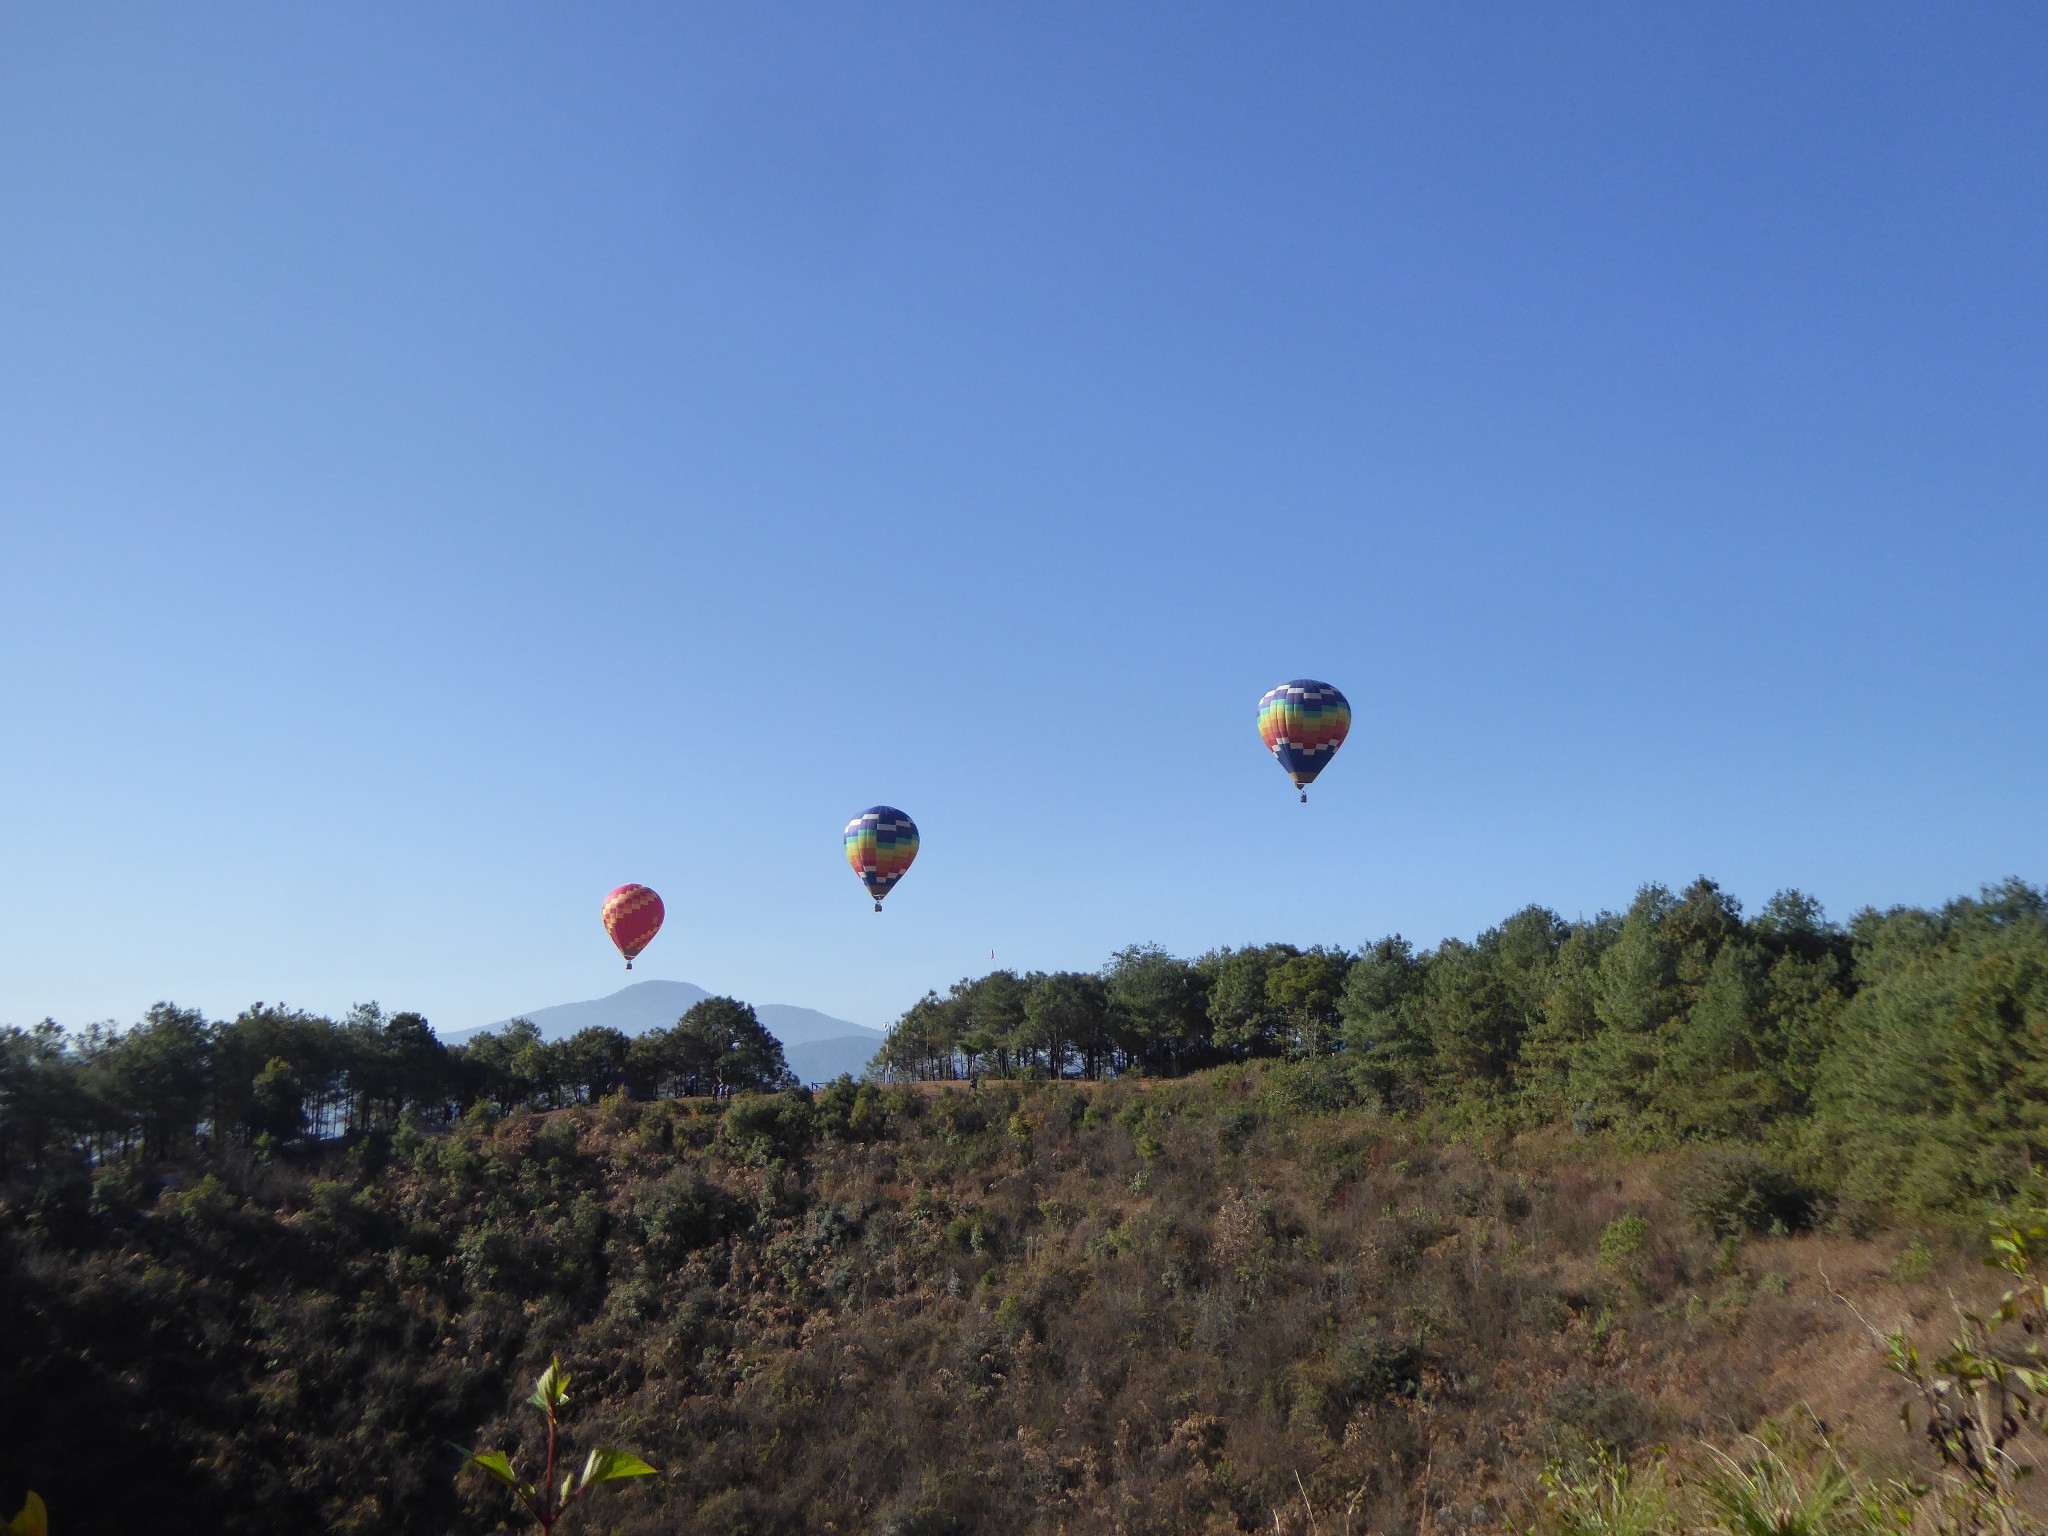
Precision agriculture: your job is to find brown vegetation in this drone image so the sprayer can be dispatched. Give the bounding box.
[8,1063,2018,1533]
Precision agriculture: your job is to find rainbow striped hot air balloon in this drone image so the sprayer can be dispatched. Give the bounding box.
[601,884,664,969]
[1257,680,1351,802]
[843,807,918,912]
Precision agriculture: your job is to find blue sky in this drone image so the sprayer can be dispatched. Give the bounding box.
[2,4,2042,1035]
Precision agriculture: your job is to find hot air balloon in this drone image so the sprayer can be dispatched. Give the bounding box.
[844,807,918,912]
[1257,680,1350,802]
[601,884,664,969]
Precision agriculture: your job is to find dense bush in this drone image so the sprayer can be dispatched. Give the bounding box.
[1672,1146,1822,1237]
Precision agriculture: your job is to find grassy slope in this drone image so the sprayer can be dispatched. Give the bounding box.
[0,1068,2001,1535]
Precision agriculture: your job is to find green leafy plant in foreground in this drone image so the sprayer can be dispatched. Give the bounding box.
[1690,1434,1899,1536]
[1531,1427,1912,1536]
[1872,1178,2048,1536]
[462,1356,657,1532]
[5,1493,47,1536]
[1535,1447,1671,1536]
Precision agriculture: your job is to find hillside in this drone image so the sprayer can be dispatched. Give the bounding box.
[6,877,2046,1532]
[1,1065,2021,1535]
[449,980,885,1086]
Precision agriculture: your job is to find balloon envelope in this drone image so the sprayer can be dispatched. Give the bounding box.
[843,807,918,909]
[601,884,664,965]
[1257,680,1351,791]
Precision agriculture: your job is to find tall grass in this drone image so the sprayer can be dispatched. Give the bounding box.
[1533,1431,1919,1536]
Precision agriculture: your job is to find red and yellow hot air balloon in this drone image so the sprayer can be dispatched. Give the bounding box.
[601,884,664,969]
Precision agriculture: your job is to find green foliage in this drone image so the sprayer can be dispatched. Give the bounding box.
[6,877,2039,1239]
[249,1055,309,1144]
[1339,935,1432,1101]
[1102,943,1212,1074]
[1690,1438,1877,1536]
[636,1166,736,1263]
[1200,944,1295,1060]
[1427,907,1562,1089]
[1534,1448,1670,1536]
[1534,1430,1916,1536]
[1256,1056,1359,1117]
[719,1089,817,1165]
[465,1355,656,1531]
[0,1036,2027,1534]
[1266,946,1352,1058]
[1872,1170,2048,1536]
[629,998,797,1100]
[1813,883,2048,1212]
[854,876,2048,1223]
[1021,972,1112,1080]
[1674,1146,1820,1237]
[161,1171,237,1227]
[1597,1213,1651,1276]
[1519,919,1614,1122]
[1890,1242,1934,1285]
[1660,944,1775,1137]
[5,1492,47,1536]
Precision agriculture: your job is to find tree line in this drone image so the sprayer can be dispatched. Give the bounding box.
[8,874,2041,1214]
[874,876,2048,1210]
[0,996,794,1178]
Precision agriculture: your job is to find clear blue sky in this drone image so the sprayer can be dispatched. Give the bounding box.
[2,4,2042,1036]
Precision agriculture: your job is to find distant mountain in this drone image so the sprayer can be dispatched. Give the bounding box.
[783,1035,886,1087]
[445,980,715,1044]
[750,1003,885,1051]
[442,980,884,1085]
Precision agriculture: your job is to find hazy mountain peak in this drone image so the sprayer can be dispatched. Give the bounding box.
[440,979,884,1085]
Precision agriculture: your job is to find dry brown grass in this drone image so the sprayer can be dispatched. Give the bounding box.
[8,1075,2006,1535]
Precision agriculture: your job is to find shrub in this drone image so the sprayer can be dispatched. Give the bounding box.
[1689,1434,1895,1536]
[1532,1448,1668,1536]
[1216,1104,1260,1152]
[1257,1057,1358,1117]
[636,1168,734,1263]
[719,1091,817,1165]
[528,1116,583,1167]
[595,1093,642,1135]
[306,1179,361,1235]
[1674,1146,1819,1237]
[846,1083,893,1140]
[1331,1328,1422,1409]
[159,1173,236,1228]
[1886,1241,1933,1285]
[457,1220,536,1295]
[1597,1214,1651,1276]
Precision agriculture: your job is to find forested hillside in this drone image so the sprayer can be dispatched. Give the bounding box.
[874,878,2048,1216]
[4,877,2046,1533]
